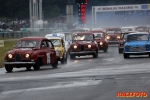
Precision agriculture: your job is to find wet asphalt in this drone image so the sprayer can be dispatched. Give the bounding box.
[0,45,150,100]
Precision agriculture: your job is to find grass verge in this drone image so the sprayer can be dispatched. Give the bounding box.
[0,40,18,68]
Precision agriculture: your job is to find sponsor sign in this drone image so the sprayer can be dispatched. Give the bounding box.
[0,40,4,47]
[93,4,150,12]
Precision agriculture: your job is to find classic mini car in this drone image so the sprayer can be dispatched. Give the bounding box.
[45,33,71,53]
[90,30,108,52]
[69,32,99,59]
[46,36,67,64]
[4,37,58,72]
[123,32,150,58]
[105,28,121,44]
[135,26,150,33]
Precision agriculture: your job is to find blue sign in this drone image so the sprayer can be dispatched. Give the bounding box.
[141,5,148,9]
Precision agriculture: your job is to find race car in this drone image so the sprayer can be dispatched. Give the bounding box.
[4,37,58,72]
[105,28,121,44]
[124,32,150,58]
[46,37,67,64]
[45,33,71,53]
[90,30,108,52]
[135,26,150,33]
[69,32,99,59]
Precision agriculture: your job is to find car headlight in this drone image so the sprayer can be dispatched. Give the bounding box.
[56,50,60,56]
[74,45,77,49]
[25,54,30,58]
[100,42,103,45]
[88,45,91,48]
[106,36,110,40]
[117,36,120,39]
[8,54,12,58]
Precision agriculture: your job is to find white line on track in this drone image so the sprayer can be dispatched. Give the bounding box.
[1,80,102,95]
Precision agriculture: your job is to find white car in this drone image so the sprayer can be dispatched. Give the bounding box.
[45,33,71,53]
[121,26,136,33]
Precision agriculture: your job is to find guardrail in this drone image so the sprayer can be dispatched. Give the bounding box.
[0,31,32,38]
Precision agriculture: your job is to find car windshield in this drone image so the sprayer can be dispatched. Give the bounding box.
[16,40,40,48]
[50,39,61,47]
[127,34,149,42]
[93,33,104,38]
[136,27,149,32]
[106,30,121,34]
[122,28,135,33]
[73,34,93,41]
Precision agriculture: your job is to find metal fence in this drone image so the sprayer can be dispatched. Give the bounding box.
[0,32,32,38]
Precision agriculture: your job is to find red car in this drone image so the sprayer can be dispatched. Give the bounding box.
[90,30,108,52]
[105,28,121,44]
[4,37,58,72]
[135,26,150,33]
[69,32,99,59]
[118,33,129,53]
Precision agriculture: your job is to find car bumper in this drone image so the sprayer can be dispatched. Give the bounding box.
[108,41,119,44]
[70,51,96,55]
[4,62,35,65]
[124,51,150,54]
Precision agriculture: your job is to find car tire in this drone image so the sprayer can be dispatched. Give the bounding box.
[5,65,13,72]
[26,66,32,70]
[33,60,41,70]
[119,48,123,53]
[70,54,75,60]
[61,57,65,64]
[93,51,98,58]
[149,54,150,57]
[52,60,58,68]
[103,49,107,53]
[124,53,129,59]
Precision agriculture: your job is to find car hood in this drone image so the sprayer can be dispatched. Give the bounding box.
[8,48,34,55]
[126,41,148,46]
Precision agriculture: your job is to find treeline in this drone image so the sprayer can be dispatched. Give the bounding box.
[0,0,149,19]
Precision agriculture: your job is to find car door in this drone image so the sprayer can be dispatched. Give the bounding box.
[41,40,49,65]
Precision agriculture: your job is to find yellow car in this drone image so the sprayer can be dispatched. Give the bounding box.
[47,37,67,64]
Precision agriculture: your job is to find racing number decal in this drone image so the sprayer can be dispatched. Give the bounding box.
[46,53,50,64]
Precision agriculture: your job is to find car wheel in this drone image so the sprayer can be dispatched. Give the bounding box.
[124,53,129,59]
[70,54,75,60]
[119,48,123,53]
[103,49,107,53]
[33,60,41,70]
[5,65,13,72]
[52,60,58,68]
[93,51,98,58]
[26,66,32,70]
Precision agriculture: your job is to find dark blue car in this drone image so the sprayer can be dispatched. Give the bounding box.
[124,32,150,58]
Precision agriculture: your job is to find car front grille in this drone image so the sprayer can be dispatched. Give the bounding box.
[15,54,22,61]
[110,36,117,41]
[129,47,146,52]
[80,45,85,51]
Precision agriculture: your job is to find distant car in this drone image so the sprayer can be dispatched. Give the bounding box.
[90,28,103,31]
[121,26,136,33]
[90,30,108,52]
[4,37,58,72]
[135,26,150,33]
[46,37,67,64]
[45,33,71,53]
[69,32,99,59]
[123,32,150,58]
[105,28,121,44]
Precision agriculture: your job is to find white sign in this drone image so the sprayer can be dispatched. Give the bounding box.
[94,4,150,12]
[92,4,150,24]
[0,40,4,47]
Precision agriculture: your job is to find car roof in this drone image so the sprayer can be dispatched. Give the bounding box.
[19,37,46,41]
[121,26,135,29]
[90,30,105,33]
[46,37,62,40]
[135,26,149,28]
[106,28,121,30]
[73,32,93,35]
[128,32,149,35]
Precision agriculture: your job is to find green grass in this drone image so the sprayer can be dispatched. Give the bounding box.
[0,40,18,68]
